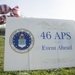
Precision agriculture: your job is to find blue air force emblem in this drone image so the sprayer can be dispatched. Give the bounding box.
[9,29,34,53]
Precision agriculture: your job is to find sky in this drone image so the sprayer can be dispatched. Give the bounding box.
[0,0,75,27]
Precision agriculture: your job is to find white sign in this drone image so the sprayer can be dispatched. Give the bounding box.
[4,17,75,71]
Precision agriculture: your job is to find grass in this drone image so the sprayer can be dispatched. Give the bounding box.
[0,37,75,75]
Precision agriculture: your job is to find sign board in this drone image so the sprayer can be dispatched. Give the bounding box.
[4,17,75,71]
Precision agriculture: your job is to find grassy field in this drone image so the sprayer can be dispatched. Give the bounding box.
[0,37,75,75]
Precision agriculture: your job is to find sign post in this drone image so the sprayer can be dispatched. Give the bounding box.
[4,17,75,71]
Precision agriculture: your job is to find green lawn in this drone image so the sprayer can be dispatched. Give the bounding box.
[0,37,75,75]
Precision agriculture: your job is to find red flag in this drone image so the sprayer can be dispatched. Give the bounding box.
[0,4,21,25]
[10,6,21,17]
[0,4,11,14]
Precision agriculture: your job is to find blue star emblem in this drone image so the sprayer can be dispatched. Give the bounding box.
[9,29,34,53]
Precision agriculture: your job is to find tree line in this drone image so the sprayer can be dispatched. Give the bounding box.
[0,28,5,35]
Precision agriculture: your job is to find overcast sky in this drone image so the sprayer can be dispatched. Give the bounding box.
[0,0,75,27]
